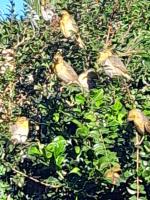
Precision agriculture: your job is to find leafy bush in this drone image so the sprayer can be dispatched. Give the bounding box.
[0,0,150,199]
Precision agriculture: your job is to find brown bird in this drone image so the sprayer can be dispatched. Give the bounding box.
[60,10,85,48]
[10,117,29,144]
[97,48,131,80]
[128,109,150,135]
[1,49,15,61]
[53,52,95,92]
[0,48,15,74]
[104,164,121,185]
[53,52,78,84]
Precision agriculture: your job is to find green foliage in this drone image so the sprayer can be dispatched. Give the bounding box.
[0,0,150,199]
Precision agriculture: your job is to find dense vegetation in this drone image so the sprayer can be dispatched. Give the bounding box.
[0,0,149,199]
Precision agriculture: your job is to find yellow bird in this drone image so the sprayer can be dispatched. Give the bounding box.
[128,109,150,135]
[10,117,29,144]
[53,52,78,84]
[97,49,131,80]
[78,69,96,92]
[60,10,85,48]
[104,164,121,185]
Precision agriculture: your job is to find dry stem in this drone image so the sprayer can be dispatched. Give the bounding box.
[12,168,63,188]
[135,131,140,200]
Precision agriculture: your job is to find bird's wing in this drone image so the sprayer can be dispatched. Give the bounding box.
[63,61,78,79]
[135,120,145,134]
[69,15,79,33]
[145,121,150,133]
[108,55,128,73]
[60,19,69,37]
[55,61,78,83]
[10,124,17,135]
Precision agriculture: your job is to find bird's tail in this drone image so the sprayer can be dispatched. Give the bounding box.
[123,72,132,80]
[76,34,85,49]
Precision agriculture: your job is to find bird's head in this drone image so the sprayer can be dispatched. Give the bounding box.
[127,109,141,122]
[40,0,48,6]
[61,10,69,16]
[53,51,63,63]
[97,48,112,64]
[16,117,29,129]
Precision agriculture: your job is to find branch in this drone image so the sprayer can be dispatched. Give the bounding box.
[135,131,140,200]
[12,168,63,188]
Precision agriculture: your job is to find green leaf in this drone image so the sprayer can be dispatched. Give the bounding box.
[72,119,82,128]
[28,146,42,156]
[70,167,81,176]
[76,126,89,137]
[0,165,6,176]
[75,94,86,105]
[112,99,122,111]
[46,177,63,187]
[91,89,104,108]
[84,112,96,122]
[56,155,65,168]
[53,113,60,122]
[45,143,54,152]
[75,146,81,154]
[53,136,67,158]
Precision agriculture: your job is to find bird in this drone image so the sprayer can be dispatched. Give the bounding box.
[104,164,121,185]
[40,0,59,27]
[128,109,150,135]
[97,48,131,80]
[78,69,96,92]
[10,117,29,144]
[60,10,85,48]
[0,48,16,74]
[1,48,15,62]
[53,52,78,84]
[53,52,95,92]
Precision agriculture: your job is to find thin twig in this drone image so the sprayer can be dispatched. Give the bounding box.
[122,80,135,106]
[120,21,134,45]
[105,25,112,47]
[135,131,140,200]
[12,168,63,188]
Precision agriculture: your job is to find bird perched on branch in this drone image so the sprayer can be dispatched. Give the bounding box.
[10,117,29,144]
[128,109,150,135]
[53,52,96,92]
[53,52,78,84]
[1,49,15,61]
[0,48,16,74]
[60,10,85,48]
[97,48,131,80]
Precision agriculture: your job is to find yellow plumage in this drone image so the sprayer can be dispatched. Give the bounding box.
[10,117,29,144]
[97,49,131,80]
[128,109,150,135]
[53,52,78,84]
[60,10,85,48]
